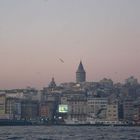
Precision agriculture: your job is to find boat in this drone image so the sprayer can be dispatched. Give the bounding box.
[0,119,33,126]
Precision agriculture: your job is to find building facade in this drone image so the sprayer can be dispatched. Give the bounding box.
[21,100,39,121]
[87,98,108,120]
[0,94,6,119]
[67,96,87,122]
[6,97,21,120]
[123,99,134,121]
[106,103,118,121]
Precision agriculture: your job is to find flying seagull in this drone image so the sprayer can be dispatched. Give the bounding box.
[59,58,64,63]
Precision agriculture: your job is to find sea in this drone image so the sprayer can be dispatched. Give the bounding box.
[0,126,140,140]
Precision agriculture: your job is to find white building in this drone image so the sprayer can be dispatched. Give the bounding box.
[106,103,118,121]
[87,98,108,120]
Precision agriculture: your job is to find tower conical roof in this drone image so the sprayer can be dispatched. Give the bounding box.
[76,61,85,73]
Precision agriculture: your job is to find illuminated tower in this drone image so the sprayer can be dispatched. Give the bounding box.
[76,61,86,83]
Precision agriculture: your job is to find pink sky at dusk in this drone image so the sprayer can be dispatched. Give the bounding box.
[0,0,140,89]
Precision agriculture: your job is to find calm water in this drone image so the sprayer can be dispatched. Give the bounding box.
[0,126,140,140]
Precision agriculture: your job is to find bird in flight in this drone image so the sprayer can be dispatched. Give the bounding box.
[59,58,64,63]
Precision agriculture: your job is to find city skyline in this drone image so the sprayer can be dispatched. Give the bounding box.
[0,0,140,89]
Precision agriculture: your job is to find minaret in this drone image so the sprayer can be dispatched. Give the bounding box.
[76,61,86,83]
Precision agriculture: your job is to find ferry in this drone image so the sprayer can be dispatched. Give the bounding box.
[64,119,135,126]
[0,119,33,126]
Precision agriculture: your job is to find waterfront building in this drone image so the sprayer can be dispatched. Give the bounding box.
[133,104,140,124]
[76,61,86,83]
[123,99,134,121]
[21,100,39,121]
[131,99,140,124]
[39,101,57,121]
[67,96,87,122]
[106,103,118,121]
[6,92,24,99]
[87,98,108,120]
[0,94,7,119]
[41,92,60,121]
[39,102,49,118]
[6,97,21,120]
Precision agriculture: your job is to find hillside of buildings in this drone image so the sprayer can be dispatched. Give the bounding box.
[0,62,140,125]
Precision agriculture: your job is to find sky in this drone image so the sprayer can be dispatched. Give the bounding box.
[0,0,140,89]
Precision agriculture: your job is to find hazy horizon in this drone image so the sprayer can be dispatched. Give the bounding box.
[0,0,140,89]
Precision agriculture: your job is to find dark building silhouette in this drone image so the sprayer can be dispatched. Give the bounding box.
[21,100,39,121]
[48,77,56,90]
[76,61,86,83]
